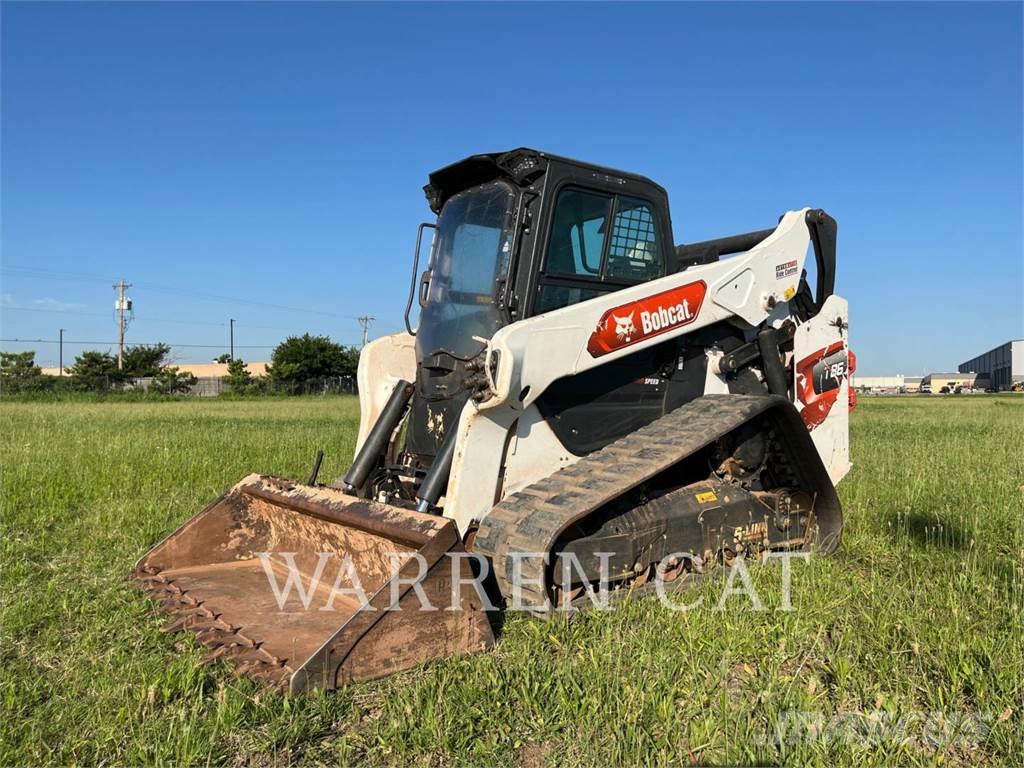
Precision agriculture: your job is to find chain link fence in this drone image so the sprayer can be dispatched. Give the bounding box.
[0,374,357,397]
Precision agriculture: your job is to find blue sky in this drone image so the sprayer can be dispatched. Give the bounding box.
[2,2,1021,374]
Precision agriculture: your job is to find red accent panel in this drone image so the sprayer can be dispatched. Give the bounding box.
[586,280,707,358]
[795,340,848,431]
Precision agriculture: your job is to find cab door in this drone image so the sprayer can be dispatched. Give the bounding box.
[531,187,673,455]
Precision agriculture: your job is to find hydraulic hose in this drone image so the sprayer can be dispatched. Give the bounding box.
[757,328,790,397]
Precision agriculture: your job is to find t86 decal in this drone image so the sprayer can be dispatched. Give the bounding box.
[587,280,707,357]
[795,340,849,430]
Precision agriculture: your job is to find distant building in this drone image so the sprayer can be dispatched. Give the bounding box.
[958,340,1023,391]
[921,372,990,393]
[40,361,270,378]
[852,374,905,392]
[176,361,270,378]
[850,374,922,393]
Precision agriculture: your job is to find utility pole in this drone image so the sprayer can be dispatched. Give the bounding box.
[113,279,132,370]
[357,315,375,349]
[59,328,65,375]
[229,318,235,361]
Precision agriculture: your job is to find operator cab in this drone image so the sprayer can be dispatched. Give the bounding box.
[418,148,675,326]
[403,149,678,462]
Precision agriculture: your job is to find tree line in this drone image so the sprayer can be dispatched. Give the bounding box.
[0,334,361,396]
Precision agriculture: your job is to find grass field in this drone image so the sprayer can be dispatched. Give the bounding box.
[2,395,1022,766]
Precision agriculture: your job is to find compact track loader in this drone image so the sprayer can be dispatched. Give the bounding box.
[136,149,854,692]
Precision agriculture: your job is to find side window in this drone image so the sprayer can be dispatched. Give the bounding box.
[536,284,603,314]
[534,188,665,316]
[604,196,663,282]
[545,189,611,277]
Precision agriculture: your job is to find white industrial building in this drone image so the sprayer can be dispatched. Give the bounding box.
[851,374,905,392]
[851,374,922,393]
[959,340,1023,391]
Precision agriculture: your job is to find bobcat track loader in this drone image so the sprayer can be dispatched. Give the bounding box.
[135,149,854,692]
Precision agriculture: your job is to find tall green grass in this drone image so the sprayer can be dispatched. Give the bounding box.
[2,396,1022,766]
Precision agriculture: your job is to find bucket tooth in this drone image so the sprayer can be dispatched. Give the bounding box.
[165,604,210,620]
[229,647,279,665]
[181,606,216,620]
[201,646,231,663]
[258,667,292,688]
[158,598,195,613]
[232,660,276,680]
[203,642,272,667]
[134,474,495,691]
[152,588,192,604]
[158,595,217,633]
[194,626,237,646]
[228,633,255,649]
[161,616,189,633]
[205,637,232,651]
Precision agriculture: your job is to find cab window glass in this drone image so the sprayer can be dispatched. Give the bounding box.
[546,189,611,277]
[535,188,665,315]
[535,284,603,314]
[604,196,663,282]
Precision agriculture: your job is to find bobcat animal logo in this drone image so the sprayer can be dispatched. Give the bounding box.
[611,312,637,342]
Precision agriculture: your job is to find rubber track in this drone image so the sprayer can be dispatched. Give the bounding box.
[474,394,781,610]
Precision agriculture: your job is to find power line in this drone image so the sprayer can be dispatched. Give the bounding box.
[2,264,364,320]
[122,315,227,328]
[3,307,232,328]
[0,305,109,317]
[1,305,225,325]
[136,283,362,320]
[1,265,111,283]
[127,316,350,334]
[0,338,278,349]
[2,305,344,335]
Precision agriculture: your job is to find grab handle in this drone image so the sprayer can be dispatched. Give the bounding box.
[404,222,436,335]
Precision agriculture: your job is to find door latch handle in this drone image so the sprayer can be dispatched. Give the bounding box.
[418,270,432,307]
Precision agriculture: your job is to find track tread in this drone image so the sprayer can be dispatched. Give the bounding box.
[474,394,780,608]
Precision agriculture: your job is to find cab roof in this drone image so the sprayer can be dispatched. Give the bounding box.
[424,147,666,213]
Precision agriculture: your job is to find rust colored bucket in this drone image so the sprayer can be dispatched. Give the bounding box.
[134,474,494,692]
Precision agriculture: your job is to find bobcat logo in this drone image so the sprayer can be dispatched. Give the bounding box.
[611,312,637,342]
[586,280,708,359]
